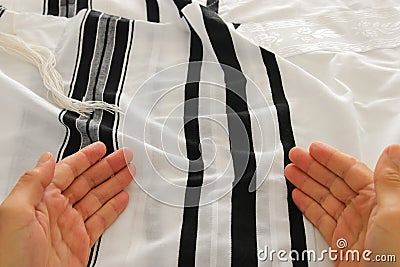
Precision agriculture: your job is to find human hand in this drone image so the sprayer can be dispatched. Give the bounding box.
[0,142,135,267]
[285,142,400,266]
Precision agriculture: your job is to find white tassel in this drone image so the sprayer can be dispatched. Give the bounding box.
[0,32,122,116]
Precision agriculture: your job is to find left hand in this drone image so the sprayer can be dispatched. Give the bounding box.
[0,142,135,267]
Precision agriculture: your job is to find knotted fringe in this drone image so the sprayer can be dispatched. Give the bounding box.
[0,32,122,116]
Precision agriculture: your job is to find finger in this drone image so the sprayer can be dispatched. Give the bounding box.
[7,152,55,206]
[374,144,400,208]
[85,191,129,248]
[309,142,373,192]
[292,189,336,244]
[289,147,357,204]
[74,165,134,221]
[63,148,134,205]
[53,142,107,191]
[285,164,345,220]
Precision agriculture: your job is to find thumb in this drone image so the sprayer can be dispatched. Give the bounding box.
[374,144,400,208]
[7,152,56,206]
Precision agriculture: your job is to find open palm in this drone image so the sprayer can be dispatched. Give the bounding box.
[0,142,134,267]
[285,142,400,266]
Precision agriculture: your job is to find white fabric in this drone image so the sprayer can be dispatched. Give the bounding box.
[232,3,400,167]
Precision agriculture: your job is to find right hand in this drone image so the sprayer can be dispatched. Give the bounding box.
[284,142,400,266]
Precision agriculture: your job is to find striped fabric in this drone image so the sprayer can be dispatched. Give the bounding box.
[38,0,219,19]
[44,0,90,17]
[55,11,134,265]
[0,1,334,267]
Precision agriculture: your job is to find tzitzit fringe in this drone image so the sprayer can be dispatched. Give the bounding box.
[0,32,122,116]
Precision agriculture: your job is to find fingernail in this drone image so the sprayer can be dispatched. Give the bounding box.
[37,152,52,165]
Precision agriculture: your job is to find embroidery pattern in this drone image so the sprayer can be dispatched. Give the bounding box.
[236,8,400,57]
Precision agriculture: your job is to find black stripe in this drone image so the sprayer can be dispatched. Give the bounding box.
[100,17,131,153]
[260,48,308,267]
[65,0,69,18]
[77,0,89,12]
[57,111,70,161]
[61,112,82,157]
[88,239,101,267]
[87,243,95,267]
[62,11,100,157]
[0,7,5,17]
[47,0,59,15]
[70,11,100,101]
[178,24,204,267]
[207,0,219,13]
[201,6,257,267]
[146,0,160,23]
[114,20,135,149]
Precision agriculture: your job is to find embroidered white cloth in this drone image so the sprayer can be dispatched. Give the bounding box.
[0,1,399,267]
